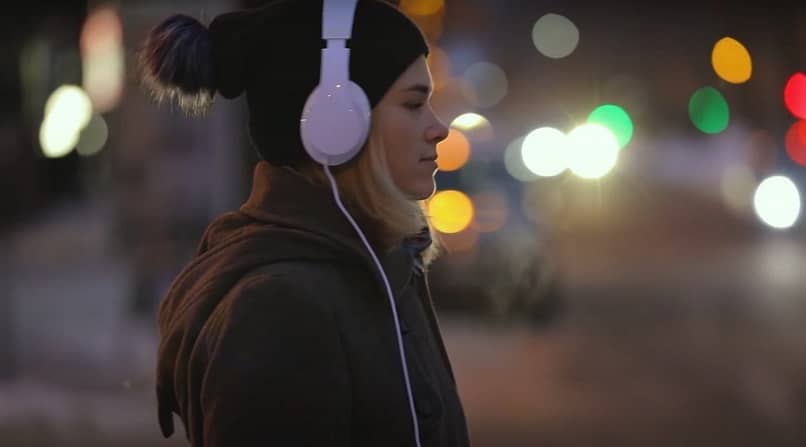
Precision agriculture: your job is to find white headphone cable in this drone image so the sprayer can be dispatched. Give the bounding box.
[323,165,423,447]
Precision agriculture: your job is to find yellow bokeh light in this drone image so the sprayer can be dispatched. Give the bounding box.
[427,190,475,234]
[436,128,471,171]
[711,37,752,84]
[400,0,445,16]
[566,123,619,179]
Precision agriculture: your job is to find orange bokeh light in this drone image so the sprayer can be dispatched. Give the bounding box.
[436,128,471,172]
[400,0,445,16]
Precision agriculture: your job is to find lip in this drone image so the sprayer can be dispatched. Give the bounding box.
[420,155,438,162]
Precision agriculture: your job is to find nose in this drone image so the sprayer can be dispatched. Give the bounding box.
[426,115,449,145]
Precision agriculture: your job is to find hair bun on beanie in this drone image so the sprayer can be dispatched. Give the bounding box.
[138,14,217,115]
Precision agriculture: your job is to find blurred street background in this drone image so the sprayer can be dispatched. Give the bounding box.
[2,0,806,445]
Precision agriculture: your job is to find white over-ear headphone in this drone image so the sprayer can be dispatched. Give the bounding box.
[300,0,372,166]
[300,2,424,446]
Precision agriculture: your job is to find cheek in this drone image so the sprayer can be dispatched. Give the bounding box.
[386,141,417,182]
[385,141,434,195]
[384,128,423,173]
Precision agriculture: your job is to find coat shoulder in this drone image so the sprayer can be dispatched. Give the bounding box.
[233,260,369,313]
[197,260,357,363]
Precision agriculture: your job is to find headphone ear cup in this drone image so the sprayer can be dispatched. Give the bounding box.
[300,81,371,166]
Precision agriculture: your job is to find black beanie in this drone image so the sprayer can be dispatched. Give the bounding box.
[208,0,429,167]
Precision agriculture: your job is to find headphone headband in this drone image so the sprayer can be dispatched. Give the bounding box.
[322,0,358,40]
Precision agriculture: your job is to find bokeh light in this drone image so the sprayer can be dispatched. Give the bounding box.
[40,85,93,158]
[427,190,475,234]
[76,113,109,157]
[785,120,806,166]
[566,123,619,179]
[460,61,508,108]
[504,135,540,182]
[532,13,580,59]
[711,37,752,84]
[753,175,801,229]
[400,0,445,42]
[521,126,567,177]
[472,191,509,233]
[399,0,444,16]
[436,128,471,171]
[80,4,124,112]
[40,116,81,159]
[689,87,730,134]
[451,112,494,143]
[587,104,634,149]
[784,73,806,120]
[44,85,93,128]
[451,112,487,130]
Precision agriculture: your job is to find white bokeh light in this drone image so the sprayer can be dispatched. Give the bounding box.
[44,85,93,129]
[504,135,540,182]
[566,123,619,179]
[40,85,94,158]
[461,61,508,108]
[451,112,488,130]
[532,13,580,59]
[76,113,110,157]
[521,127,567,177]
[753,175,801,229]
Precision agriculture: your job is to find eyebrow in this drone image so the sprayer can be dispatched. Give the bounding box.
[403,84,432,95]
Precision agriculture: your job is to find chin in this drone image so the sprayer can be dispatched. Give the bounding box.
[399,179,434,200]
[409,181,436,200]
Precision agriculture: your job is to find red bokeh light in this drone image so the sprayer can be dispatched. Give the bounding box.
[784,72,806,119]
[785,120,806,166]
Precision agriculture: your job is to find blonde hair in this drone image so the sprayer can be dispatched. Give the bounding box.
[299,117,442,267]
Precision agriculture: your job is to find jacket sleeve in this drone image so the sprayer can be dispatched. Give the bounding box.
[199,272,352,446]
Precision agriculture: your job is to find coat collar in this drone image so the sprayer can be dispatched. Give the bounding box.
[239,161,430,296]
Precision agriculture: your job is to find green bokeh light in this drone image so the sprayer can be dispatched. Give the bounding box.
[587,104,633,149]
[688,87,730,134]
